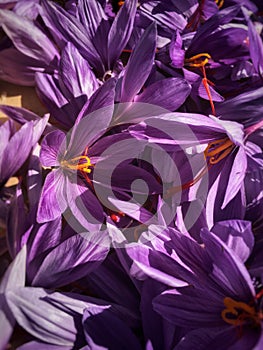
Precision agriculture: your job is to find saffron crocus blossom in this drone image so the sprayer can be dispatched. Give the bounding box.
[41,0,137,78]
[127,227,263,349]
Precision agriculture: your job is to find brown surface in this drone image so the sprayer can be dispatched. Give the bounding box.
[0,81,47,122]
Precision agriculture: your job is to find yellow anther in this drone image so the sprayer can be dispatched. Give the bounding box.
[204,138,235,164]
[60,155,93,174]
[221,297,260,327]
[185,53,211,68]
[215,0,224,9]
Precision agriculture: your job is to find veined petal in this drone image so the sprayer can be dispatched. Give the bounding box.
[121,22,157,102]
[32,230,109,288]
[1,121,33,183]
[60,43,99,99]
[107,0,137,69]
[37,170,67,223]
[136,77,191,111]
[222,147,247,209]
[40,130,66,167]
[0,9,58,63]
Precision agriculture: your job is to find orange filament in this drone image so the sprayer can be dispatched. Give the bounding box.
[60,156,93,174]
[204,138,235,164]
[164,165,211,199]
[164,138,234,198]
[221,297,260,328]
[185,53,211,68]
[215,0,224,9]
[118,1,124,6]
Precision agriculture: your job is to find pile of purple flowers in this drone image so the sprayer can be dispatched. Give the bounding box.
[0,0,263,349]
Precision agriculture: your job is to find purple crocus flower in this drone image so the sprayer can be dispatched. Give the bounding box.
[127,226,263,349]
[41,0,137,79]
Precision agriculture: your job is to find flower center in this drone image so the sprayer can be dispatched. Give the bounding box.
[204,137,235,164]
[60,156,93,174]
[221,297,260,328]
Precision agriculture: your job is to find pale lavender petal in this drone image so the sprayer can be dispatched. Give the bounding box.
[6,287,79,346]
[18,342,71,350]
[0,246,26,350]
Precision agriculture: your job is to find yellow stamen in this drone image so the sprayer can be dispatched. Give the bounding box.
[118,1,125,6]
[204,138,235,164]
[215,0,224,9]
[221,297,260,327]
[60,156,93,174]
[185,53,211,68]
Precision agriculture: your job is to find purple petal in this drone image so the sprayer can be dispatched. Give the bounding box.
[136,77,191,111]
[107,0,137,69]
[211,220,254,263]
[40,130,66,167]
[127,244,188,288]
[0,246,26,350]
[60,43,99,99]
[82,306,142,350]
[66,178,104,232]
[5,287,79,346]
[1,121,33,182]
[32,230,109,288]
[222,147,247,209]
[0,9,58,63]
[121,22,157,102]
[37,170,67,223]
